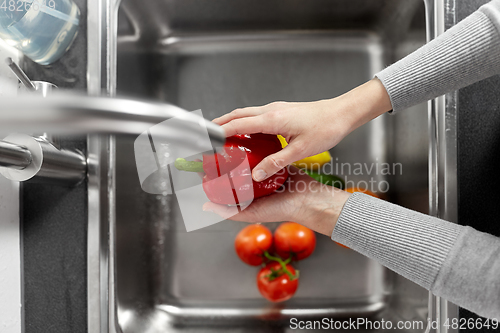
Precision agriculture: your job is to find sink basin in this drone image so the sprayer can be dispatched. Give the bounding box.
[114,0,430,331]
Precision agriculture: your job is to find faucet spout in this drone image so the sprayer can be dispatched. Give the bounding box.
[0,93,226,150]
[0,94,226,184]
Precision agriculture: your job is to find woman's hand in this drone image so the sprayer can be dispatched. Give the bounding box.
[213,78,392,182]
[202,167,352,237]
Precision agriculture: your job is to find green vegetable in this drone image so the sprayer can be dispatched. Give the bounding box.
[304,170,345,189]
[175,158,204,173]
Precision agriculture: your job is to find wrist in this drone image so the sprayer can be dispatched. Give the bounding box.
[300,186,352,237]
[339,78,393,133]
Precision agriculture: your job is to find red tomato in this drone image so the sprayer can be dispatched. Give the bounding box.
[257,262,299,302]
[274,222,316,260]
[235,224,273,266]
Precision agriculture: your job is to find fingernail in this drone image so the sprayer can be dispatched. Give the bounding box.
[203,207,214,213]
[253,169,267,182]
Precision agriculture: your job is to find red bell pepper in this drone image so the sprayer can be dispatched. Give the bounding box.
[175,134,289,205]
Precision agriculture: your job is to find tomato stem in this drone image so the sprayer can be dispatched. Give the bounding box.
[263,251,299,280]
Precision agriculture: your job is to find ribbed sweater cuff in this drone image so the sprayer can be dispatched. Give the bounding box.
[332,193,462,289]
[375,3,500,113]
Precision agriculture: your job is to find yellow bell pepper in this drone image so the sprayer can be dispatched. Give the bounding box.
[277,135,331,170]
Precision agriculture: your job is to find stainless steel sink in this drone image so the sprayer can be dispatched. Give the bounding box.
[114,0,431,331]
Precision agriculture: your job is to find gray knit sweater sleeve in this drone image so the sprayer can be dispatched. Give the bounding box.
[332,194,500,319]
[375,0,500,113]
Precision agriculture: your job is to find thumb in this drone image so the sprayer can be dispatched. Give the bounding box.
[252,144,301,182]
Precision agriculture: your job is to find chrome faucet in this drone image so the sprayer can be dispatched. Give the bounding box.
[0,94,225,184]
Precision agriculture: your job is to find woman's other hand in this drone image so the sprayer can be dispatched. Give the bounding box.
[202,167,352,237]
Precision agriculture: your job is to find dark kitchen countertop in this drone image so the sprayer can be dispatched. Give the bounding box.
[21,0,88,332]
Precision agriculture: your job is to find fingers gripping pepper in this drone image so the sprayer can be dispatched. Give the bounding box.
[175,134,289,205]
